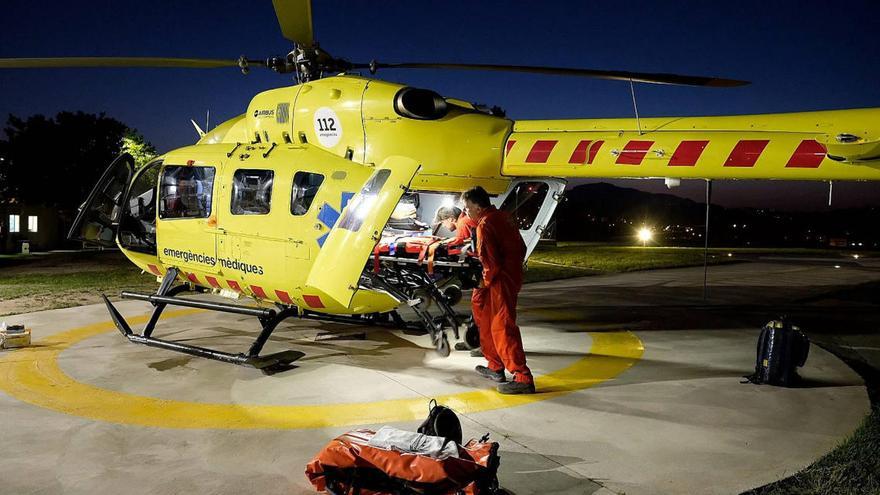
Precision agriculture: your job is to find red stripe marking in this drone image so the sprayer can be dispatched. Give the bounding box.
[205,276,221,288]
[227,280,242,292]
[505,140,516,156]
[616,140,653,165]
[785,140,826,168]
[724,140,769,167]
[147,264,162,276]
[587,140,604,164]
[186,272,199,284]
[250,285,268,299]
[303,294,325,308]
[668,140,709,167]
[275,290,294,304]
[525,140,558,163]
[569,140,591,164]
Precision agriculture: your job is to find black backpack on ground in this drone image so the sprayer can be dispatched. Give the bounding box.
[417,399,463,446]
[743,318,810,387]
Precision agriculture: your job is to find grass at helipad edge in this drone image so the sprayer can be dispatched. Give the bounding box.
[524,244,866,284]
[0,251,156,317]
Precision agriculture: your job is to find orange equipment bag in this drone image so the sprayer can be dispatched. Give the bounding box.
[305,429,501,495]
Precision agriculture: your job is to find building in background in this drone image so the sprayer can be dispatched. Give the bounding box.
[0,201,70,254]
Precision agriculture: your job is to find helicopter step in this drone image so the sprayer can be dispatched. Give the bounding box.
[102,268,304,371]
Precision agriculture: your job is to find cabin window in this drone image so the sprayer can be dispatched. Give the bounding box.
[9,215,20,233]
[159,166,215,219]
[27,216,38,233]
[338,169,391,232]
[291,172,324,215]
[231,169,274,215]
[499,181,549,230]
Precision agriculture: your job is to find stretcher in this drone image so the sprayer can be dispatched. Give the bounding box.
[362,235,482,356]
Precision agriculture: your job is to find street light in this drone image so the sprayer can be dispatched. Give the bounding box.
[637,227,653,247]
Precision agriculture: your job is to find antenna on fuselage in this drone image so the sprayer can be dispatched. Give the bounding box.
[190,119,206,138]
[629,79,642,136]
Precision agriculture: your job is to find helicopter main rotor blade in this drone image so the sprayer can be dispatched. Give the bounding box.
[357,62,749,87]
[0,57,250,69]
[272,0,314,47]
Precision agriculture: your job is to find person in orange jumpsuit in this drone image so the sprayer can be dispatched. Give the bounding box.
[433,206,483,354]
[433,206,477,243]
[461,186,534,394]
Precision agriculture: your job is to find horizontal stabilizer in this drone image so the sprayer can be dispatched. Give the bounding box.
[504,108,880,181]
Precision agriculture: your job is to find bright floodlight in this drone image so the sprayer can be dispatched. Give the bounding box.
[637,227,653,245]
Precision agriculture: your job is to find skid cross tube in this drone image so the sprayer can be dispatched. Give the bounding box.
[102,268,301,370]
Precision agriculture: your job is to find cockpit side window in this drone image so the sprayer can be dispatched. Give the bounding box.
[291,171,324,216]
[337,169,391,232]
[499,181,549,230]
[231,169,274,215]
[158,166,215,219]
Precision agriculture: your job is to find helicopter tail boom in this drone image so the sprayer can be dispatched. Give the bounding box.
[503,108,880,181]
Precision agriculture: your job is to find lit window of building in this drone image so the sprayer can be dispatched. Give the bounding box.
[28,216,38,233]
[9,214,20,233]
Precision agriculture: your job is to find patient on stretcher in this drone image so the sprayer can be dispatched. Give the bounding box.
[375,205,477,268]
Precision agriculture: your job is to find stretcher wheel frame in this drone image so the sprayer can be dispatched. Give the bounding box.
[435,333,451,357]
[465,320,480,349]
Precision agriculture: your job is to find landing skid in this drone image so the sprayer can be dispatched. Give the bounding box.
[102,267,470,369]
[103,268,304,371]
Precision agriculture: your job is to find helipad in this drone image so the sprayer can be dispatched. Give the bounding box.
[0,261,873,494]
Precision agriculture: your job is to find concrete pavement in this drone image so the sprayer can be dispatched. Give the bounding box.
[0,260,875,494]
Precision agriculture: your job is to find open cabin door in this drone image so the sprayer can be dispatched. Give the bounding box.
[304,157,421,308]
[68,153,135,248]
[493,178,566,259]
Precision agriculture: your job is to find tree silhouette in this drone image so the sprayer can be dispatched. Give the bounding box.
[0,111,154,213]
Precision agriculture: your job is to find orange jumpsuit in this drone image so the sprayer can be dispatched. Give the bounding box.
[470,206,532,384]
[453,214,477,243]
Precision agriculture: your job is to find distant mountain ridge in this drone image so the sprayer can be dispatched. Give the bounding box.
[555,183,880,248]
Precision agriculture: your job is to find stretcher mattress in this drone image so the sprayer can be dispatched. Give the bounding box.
[374,235,472,262]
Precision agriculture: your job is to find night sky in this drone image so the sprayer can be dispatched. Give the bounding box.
[2,0,879,210]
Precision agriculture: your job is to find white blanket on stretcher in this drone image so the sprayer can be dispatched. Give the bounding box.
[367,426,460,459]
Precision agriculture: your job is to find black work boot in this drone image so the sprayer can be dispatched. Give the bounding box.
[497,381,536,395]
[469,348,484,358]
[475,365,506,382]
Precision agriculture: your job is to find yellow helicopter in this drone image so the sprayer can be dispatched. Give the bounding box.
[3,0,879,369]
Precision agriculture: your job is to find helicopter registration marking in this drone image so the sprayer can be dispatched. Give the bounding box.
[0,311,643,429]
[314,107,342,148]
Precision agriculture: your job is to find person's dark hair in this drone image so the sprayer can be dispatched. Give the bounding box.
[435,206,462,222]
[461,186,491,208]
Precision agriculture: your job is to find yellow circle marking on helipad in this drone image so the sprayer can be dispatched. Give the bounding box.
[0,309,643,429]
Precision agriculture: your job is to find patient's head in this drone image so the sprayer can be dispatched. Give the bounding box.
[435,206,462,230]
